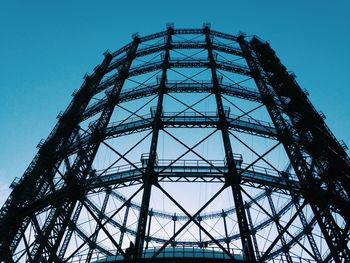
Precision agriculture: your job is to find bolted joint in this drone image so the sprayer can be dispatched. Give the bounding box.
[88,242,97,249]
[105,186,112,194]
[157,121,164,130]
[128,52,138,61]
[58,112,78,128]
[39,149,58,168]
[224,171,241,186]
[151,172,160,185]
[211,84,220,94]
[304,224,313,234]
[106,95,119,107]
[302,183,327,209]
[132,34,141,44]
[118,70,129,80]
[61,120,80,136]
[98,212,104,220]
[273,215,280,223]
[262,93,275,106]
[291,195,300,204]
[167,26,174,35]
[84,74,92,82]
[67,187,85,202]
[221,210,227,218]
[278,129,293,145]
[171,241,177,247]
[91,128,104,144]
[282,244,289,253]
[120,226,126,233]
[142,171,159,185]
[207,59,216,69]
[216,119,225,130]
[203,26,210,35]
[223,173,232,186]
[232,173,242,184]
[236,34,245,44]
[66,180,85,201]
[104,52,113,61]
[78,85,94,101]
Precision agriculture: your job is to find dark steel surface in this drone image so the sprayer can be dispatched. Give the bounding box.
[0,26,348,263]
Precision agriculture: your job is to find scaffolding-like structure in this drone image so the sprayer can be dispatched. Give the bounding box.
[0,25,349,263]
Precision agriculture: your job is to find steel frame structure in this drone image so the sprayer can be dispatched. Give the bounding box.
[0,25,349,263]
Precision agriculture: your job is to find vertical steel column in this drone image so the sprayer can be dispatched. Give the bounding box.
[198,216,202,245]
[221,210,230,252]
[29,37,140,262]
[0,53,113,261]
[145,209,153,249]
[172,213,177,245]
[266,192,293,263]
[250,38,350,217]
[282,169,323,262]
[59,133,93,259]
[85,188,111,262]
[245,202,260,261]
[134,26,173,258]
[204,26,256,262]
[58,202,83,258]
[119,201,131,248]
[293,197,323,262]
[238,35,350,263]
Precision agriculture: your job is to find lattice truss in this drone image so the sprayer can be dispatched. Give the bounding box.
[1,25,349,263]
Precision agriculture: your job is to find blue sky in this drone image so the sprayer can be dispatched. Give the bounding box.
[0,0,349,204]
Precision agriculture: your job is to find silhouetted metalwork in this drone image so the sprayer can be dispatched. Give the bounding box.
[0,25,349,263]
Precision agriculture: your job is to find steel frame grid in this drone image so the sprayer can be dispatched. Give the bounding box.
[0,25,349,263]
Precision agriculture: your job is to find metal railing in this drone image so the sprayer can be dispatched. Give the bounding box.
[87,246,317,263]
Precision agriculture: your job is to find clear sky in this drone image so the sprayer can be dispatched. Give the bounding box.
[0,0,349,205]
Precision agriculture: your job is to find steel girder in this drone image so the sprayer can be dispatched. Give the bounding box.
[90,82,261,120]
[238,35,350,262]
[0,26,349,263]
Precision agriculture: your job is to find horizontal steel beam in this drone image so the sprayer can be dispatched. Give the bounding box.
[89,81,261,118]
[69,112,277,154]
[77,196,303,251]
[17,159,301,219]
[107,41,243,73]
[85,160,301,194]
[126,59,250,77]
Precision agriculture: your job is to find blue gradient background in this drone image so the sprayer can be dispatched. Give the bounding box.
[0,0,349,203]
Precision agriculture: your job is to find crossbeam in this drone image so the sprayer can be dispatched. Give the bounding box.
[85,158,302,194]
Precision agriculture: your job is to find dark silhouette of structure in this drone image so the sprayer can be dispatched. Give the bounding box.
[0,25,349,263]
